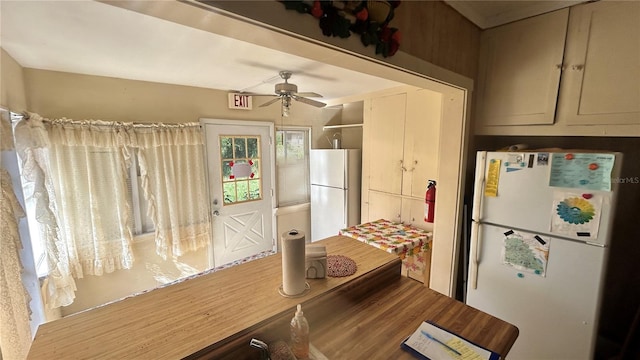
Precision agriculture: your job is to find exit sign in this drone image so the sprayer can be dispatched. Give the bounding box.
[228,93,252,110]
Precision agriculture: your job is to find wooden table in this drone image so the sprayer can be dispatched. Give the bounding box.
[28,236,518,359]
[308,277,519,359]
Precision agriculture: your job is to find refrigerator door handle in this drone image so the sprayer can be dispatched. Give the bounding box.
[471,151,487,221]
[469,151,487,290]
[343,189,348,227]
[469,221,481,289]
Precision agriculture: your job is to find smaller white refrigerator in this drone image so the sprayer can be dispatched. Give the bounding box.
[309,149,361,242]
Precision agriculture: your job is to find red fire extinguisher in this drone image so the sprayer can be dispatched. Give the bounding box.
[424,180,436,223]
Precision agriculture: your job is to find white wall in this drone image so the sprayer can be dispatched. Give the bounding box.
[275,203,311,252]
[1,48,27,110]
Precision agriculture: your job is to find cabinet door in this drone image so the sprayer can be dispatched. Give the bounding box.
[559,1,640,125]
[403,89,441,198]
[368,93,406,194]
[476,9,568,126]
[401,197,433,232]
[367,191,402,223]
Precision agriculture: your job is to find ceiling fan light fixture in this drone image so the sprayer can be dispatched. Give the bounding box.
[282,96,291,117]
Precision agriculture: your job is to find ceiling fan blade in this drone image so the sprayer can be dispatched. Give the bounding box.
[292,95,326,108]
[294,92,323,98]
[259,97,282,107]
[229,91,274,97]
[236,92,275,97]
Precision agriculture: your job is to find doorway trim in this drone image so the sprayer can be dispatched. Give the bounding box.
[112,1,470,296]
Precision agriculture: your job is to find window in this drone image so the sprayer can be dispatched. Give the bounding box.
[127,151,155,235]
[219,135,263,204]
[23,148,153,278]
[275,127,310,207]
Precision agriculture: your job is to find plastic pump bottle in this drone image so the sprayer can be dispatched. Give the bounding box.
[290,304,309,359]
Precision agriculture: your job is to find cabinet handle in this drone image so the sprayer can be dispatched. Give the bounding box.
[400,160,417,172]
[571,64,584,71]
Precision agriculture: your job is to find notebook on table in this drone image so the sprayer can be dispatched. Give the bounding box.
[401,321,500,360]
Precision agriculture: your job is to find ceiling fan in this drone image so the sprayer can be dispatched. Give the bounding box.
[243,71,327,116]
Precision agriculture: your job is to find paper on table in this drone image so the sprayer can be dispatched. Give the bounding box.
[402,321,497,360]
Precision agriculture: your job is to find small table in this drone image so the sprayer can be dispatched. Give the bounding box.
[340,219,432,283]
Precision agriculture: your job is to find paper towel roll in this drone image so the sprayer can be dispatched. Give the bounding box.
[282,230,306,295]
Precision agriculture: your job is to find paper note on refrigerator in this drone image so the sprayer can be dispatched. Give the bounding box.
[550,191,603,239]
[549,153,615,191]
[502,230,550,277]
[484,159,501,197]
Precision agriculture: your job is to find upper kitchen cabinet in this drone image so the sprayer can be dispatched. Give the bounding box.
[557,1,640,126]
[476,1,640,136]
[475,9,569,126]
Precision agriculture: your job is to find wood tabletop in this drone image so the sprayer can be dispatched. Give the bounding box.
[309,277,519,359]
[28,236,518,359]
[28,236,400,359]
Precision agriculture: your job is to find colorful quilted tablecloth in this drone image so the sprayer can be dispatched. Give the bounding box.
[339,219,432,273]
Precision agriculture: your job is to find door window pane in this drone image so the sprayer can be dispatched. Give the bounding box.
[247,137,259,158]
[237,180,249,202]
[220,135,262,204]
[234,137,246,158]
[220,137,233,159]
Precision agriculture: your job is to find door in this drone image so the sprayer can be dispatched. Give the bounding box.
[559,1,640,125]
[476,9,568,126]
[202,119,276,267]
[467,224,606,359]
[310,185,345,241]
[366,191,402,224]
[403,89,441,198]
[477,151,618,246]
[368,93,405,194]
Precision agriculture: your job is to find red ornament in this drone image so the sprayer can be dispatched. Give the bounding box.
[582,193,593,199]
[311,0,323,18]
[229,161,234,167]
[589,163,599,170]
[230,175,235,179]
[565,154,574,160]
[355,7,368,21]
[250,173,255,179]
[249,159,254,165]
[389,29,401,56]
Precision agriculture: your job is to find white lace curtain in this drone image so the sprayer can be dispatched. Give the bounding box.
[1,113,32,360]
[14,113,210,309]
[135,126,210,259]
[1,169,32,360]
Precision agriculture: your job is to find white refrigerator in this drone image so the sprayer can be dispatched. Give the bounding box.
[309,149,361,242]
[467,151,622,360]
